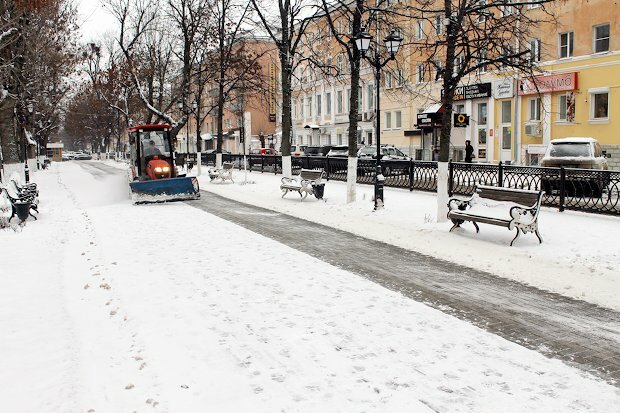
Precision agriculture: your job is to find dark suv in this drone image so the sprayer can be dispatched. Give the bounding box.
[303,146,332,156]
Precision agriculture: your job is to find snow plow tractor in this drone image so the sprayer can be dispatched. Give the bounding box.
[128,124,199,204]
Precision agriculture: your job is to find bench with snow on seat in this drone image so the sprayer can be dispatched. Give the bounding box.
[447,185,543,246]
[280,168,325,201]
[208,162,234,183]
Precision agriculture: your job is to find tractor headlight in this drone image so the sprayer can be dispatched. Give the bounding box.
[162,166,170,172]
[154,167,163,173]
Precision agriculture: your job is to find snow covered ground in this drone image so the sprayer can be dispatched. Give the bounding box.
[188,164,620,312]
[1,161,619,412]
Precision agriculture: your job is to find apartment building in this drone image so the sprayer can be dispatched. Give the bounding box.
[182,38,280,154]
[292,0,620,169]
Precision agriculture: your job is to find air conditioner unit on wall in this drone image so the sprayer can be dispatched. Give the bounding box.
[363,111,374,121]
[525,123,541,136]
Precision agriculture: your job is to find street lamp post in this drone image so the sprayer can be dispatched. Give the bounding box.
[355,29,403,210]
[192,100,201,176]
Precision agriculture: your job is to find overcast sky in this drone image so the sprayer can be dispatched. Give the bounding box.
[77,0,117,43]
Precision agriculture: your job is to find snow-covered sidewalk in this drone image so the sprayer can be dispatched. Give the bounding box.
[2,161,619,412]
[193,166,620,312]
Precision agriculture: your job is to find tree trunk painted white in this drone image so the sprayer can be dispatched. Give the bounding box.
[216,153,222,169]
[196,151,201,176]
[436,161,449,223]
[346,156,357,203]
[282,155,292,179]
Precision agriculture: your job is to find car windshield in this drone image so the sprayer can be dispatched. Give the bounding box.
[305,147,320,155]
[359,147,375,155]
[548,143,591,158]
[140,131,170,157]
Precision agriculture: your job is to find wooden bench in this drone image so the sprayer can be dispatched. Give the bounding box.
[280,168,324,201]
[208,162,234,183]
[447,185,543,246]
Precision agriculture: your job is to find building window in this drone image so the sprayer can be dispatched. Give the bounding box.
[477,50,487,74]
[477,102,487,125]
[397,69,404,86]
[326,92,332,115]
[477,102,487,146]
[367,84,374,110]
[558,93,575,122]
[395,111,402,128]
[300,97,304,117]
[293,99,298,118]
[434,15,444,35]
[347,89,351,112]
[528,98,541,121]
[455,104,465,114]
[416,64,425,83]
[501,100,512,151]
[559,32,573,58]
[336,53,343,73]
[501,1,513,16]
[415,20,425,40]
[317,94,322,116]
[477,0,487,23]
[454,55,463,76]
[529,39,541,63]
[307,96,312,117]
[337,90,343,114]
[590,90,609,119]
[385,111,392,129]
[358,86,363,111]
[386,72,393,88]
[337,133,343,145]
[593,24,610,53]
[434,60,443,81]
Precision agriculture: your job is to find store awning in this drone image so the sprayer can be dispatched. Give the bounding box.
[304,124,320,129]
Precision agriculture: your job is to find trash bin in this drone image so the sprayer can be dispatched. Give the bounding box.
[312,183,325,199]
[13,201,31,223]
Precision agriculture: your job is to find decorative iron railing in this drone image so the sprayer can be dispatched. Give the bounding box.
[198,154,619,216]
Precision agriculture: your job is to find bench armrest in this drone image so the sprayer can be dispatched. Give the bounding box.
[447,197,471,211]
[509,205,539,225]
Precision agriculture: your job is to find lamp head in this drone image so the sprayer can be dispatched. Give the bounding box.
[355,29,372,55]
[384,30,403,56]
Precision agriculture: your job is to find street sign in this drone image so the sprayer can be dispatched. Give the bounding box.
[453,113,469,127]
[416,112,442,128]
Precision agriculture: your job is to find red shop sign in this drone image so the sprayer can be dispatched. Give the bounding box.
[518,72,578,95]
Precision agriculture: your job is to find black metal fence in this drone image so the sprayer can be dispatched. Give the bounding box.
[199,154,619,216]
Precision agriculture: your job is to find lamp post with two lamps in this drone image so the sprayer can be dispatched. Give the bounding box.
[192,100,202,176]
[355,29,403,210]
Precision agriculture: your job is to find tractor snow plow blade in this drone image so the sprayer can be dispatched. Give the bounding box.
[130,177,200,204]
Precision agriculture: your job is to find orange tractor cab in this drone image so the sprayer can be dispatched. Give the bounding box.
[128,124,199,203]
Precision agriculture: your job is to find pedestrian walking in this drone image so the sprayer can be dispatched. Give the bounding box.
[465,140,474,163]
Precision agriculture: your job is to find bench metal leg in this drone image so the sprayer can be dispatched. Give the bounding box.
[510,227,521,246]
[472,221,479,233]
[281,190,288,198]
[300,191,308,201]
[535,229,543,244]
[449,219,462,232]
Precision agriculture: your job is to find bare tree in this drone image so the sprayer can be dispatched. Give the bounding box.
[412,0,554,219]
[250,0,317,177]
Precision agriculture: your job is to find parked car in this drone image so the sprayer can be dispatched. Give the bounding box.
[250,148,278,155]
[291,145,307,157]
[540,137,610,197]
[326,145,349,157]
[74,152,92,160]
[357,145,410,160]
[304,145,332,156]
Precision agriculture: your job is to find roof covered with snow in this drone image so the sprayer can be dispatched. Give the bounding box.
[46,142,64,149]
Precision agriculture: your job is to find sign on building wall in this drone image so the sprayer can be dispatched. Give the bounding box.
[445,83,492,101]
[269,63,277,122]
[493,79,514,99]
[453,113,470,127]
[517,72,578,95]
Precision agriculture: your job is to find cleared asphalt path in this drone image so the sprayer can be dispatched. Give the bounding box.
[188,190,620,386]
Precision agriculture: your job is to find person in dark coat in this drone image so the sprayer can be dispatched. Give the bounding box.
[465,140,474,163]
